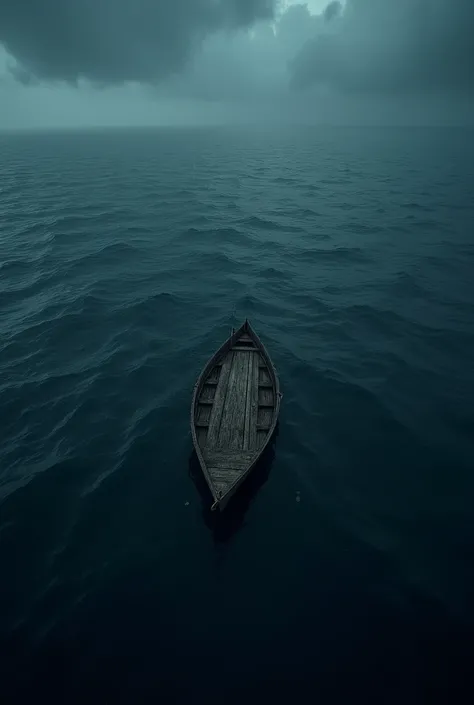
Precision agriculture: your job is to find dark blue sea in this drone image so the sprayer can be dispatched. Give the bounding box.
[1,126,473,704]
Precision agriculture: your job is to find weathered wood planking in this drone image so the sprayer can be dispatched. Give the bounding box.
[246,352,259,451]
[256,430,268,450]
[212,476,240,497]
[205,450,256,470]
[197,427,207,447]
[258,387,274,407]
[217,351,249,450]
[258,407,273,428]
[206,353,234,448]
[207,367,220,384]
[242,352,253,451]
[210,468,242,485]
[197,404,212,424]
[191,319,281,511]
[200,384,216,402]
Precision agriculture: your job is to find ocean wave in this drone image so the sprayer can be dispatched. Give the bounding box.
[0,258,42,278]
[239,215,302,232]
[386,271,432,300]
[178,226,250,246]
[292,244,371,263]
[259,267,290,280]
[59,241,143,275]
[1,128,473,687]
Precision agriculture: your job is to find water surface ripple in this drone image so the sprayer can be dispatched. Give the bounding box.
[1,127,473,704]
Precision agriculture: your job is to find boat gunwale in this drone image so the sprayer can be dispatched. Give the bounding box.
[190,320,281,510]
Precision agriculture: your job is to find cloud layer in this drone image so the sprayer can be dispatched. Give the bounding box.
[290,0,474,94]
[0,0,473,109]
[0,0,276,84]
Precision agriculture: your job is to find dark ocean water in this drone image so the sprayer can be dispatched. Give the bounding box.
[1,126,473,704]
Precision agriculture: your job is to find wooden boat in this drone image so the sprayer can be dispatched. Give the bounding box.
[191,319,281,511]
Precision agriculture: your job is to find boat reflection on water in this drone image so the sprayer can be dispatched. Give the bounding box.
[188,424,278,543]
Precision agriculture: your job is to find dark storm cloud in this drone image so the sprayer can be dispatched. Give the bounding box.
[323,1,342,23]
[0,0,276,83]
[290,0,474,94]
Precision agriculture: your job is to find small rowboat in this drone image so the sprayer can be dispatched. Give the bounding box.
[191,319,281,511]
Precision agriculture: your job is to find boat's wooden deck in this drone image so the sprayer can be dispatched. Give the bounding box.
[194,332,276,497]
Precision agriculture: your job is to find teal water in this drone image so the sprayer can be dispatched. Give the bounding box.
[1,127,473,704]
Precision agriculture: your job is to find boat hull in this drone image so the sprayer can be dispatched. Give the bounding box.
[191,320,280,510]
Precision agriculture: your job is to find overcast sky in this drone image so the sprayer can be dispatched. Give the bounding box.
[0,0,473,129]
